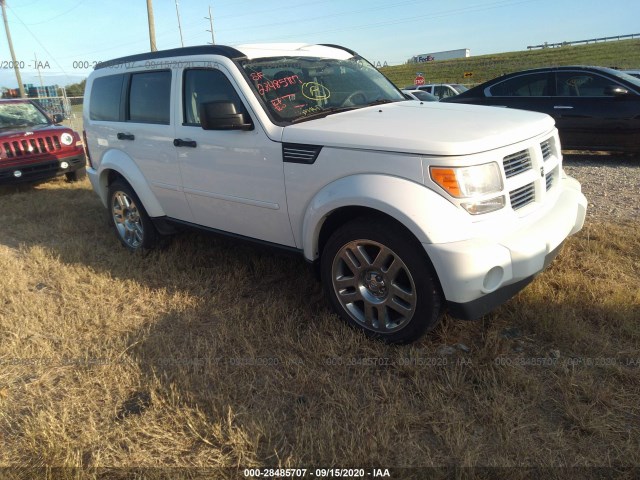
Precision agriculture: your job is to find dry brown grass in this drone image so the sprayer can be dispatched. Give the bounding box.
[0,178,639,477]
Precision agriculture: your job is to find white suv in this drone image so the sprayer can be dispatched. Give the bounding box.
[84,43,587,343]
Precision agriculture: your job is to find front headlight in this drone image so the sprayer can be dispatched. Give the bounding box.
[430,162,503,198]
[430,162,504,214]
[60,132,74,146]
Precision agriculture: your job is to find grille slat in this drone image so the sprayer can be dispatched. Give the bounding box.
[509,183,535,210]
[503,149,532,178]
[546,171,554,191]
[541,139,553,161]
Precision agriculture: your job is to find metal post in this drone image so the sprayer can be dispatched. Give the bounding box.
[146,0,157,51]
[0,0,26,97]
[206,5,215,45]
[175,0,184,47]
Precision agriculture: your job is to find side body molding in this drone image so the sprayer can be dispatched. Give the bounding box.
[300,174,470,261]
[95,149,166,218]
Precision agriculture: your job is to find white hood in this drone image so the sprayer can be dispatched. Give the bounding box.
[281,101,555,156]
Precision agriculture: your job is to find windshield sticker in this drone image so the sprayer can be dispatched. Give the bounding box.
[301,82,331,100]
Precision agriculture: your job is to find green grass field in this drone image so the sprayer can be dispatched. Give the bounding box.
[381,38,640,87]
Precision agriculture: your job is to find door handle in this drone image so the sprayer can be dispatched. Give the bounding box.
[553,106,574,110]
[173,138,197,148]
[117,132,135,140]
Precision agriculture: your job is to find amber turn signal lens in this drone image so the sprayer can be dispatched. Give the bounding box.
[430,167,461,197]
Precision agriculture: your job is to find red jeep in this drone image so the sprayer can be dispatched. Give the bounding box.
[0,99,86,184]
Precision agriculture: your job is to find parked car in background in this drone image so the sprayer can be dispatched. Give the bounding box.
[401,89,438,101]
[406,83,469,100]
[441,66,640,153]
[0,99,85,184]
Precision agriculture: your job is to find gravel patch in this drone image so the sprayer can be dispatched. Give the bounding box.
[562,151,639,222]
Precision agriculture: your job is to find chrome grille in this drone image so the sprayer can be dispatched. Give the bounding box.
[503,149,532,178]
[509,183,536,210]
[2,135,61,159]
[540,139,553,161]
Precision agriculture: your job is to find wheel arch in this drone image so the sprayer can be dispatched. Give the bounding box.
[301,174,469,262]
[97,150,165,217]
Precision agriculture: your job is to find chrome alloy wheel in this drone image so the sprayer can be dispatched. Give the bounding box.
[111,191,144,249]
[331,239,417,333]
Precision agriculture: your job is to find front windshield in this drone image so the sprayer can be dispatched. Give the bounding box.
[241,55,405,122]
[0,102,50,129]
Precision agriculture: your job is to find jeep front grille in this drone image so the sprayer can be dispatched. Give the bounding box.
[2,136,62,159]
[509,183,536,210]
[503,149,532,178]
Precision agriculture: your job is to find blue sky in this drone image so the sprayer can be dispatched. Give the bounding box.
[1,0,638,89]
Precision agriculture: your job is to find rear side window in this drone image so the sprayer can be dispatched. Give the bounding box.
[128,71,172,124]
[89,74,124,121]
[489,73,551,97]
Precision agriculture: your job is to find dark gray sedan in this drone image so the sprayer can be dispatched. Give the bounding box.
[442,66,640,153]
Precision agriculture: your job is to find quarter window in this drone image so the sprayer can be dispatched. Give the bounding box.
[489,73,551,97]
[89,74,124,121]
[128,71,171,124]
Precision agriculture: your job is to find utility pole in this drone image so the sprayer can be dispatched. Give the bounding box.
[0,0,26,97]
[174,0,184,48]
[205,5,215,45]
[146,0,157,51]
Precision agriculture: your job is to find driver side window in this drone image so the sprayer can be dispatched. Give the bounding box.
[183,69,246,126]
[556,72,616,97]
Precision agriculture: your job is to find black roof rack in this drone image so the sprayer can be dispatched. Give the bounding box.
[95,45,246,70]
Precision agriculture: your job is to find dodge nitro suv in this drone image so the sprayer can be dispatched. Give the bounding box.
[0,99,85,184]
[84,43,587,343]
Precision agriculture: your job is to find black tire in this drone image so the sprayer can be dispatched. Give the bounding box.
[65,167,86,182]
[107,179,160,252]
[321,216,443,344]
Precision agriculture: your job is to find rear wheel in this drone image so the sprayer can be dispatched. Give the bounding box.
[321,217,442,344]
[107,179,159,252]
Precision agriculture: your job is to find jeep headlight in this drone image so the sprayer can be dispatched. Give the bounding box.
[60,132,74,146]
[430,162,505,214]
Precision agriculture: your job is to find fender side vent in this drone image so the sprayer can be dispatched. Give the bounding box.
[282,143,323,164]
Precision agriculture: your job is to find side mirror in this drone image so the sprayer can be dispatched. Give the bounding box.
[604,85,629,96]
[199,101,254,131]
[51,113,64,124]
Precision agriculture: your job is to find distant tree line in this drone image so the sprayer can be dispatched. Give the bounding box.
[65,79,86,97]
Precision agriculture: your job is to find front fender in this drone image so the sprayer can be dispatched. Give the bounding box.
[96,149,165,218]
[301,174,472,260]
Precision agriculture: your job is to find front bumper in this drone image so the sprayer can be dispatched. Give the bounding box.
[0,153,86,184]
[424,175,587,320]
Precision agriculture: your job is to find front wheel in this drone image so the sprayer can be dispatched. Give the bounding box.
[321,217,443,344]
[107,179,160,252]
